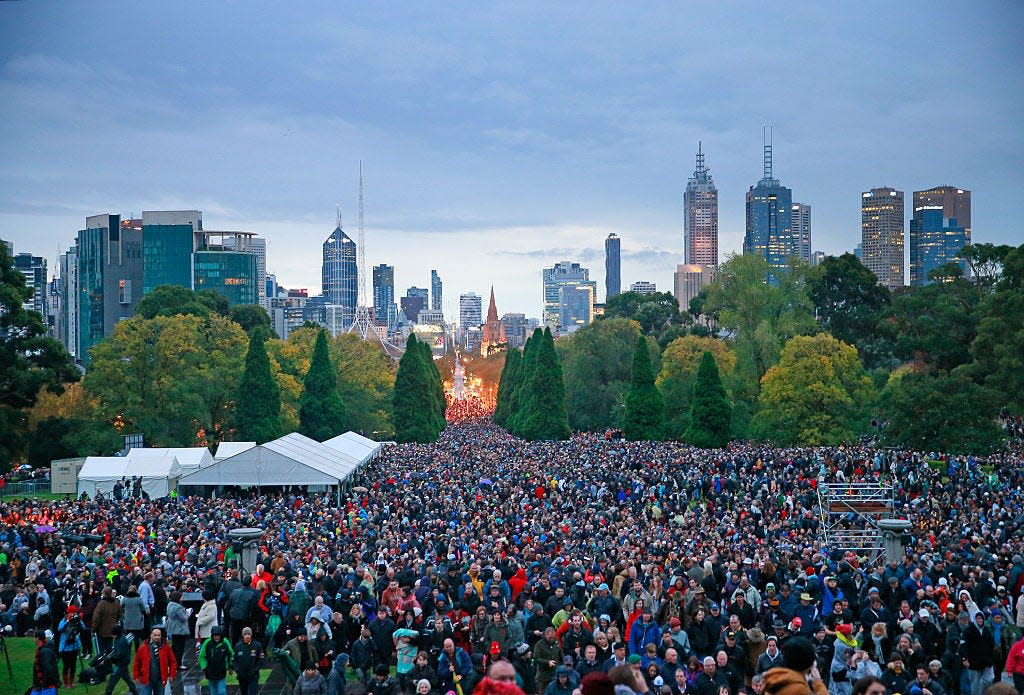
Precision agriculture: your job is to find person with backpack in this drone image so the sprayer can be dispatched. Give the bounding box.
[228,584,256,645]
[199,625,234,695]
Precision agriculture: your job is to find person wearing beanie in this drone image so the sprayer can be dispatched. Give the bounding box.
[294,663,328,695]
[762,637,828,695]
[57,604,84,688]
[198,625,234,695]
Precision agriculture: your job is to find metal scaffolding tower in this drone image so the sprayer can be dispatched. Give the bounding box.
[816,482,897,561]
[346,162,404,360]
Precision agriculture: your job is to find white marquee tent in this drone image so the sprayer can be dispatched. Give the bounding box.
[179,432,371,490]
[78,450,184,499]
[322,431,383,466]
[214,441,255,461]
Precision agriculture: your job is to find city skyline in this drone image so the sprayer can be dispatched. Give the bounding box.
[1,3,1021,317]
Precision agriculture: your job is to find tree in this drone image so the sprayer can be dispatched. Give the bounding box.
[229,304,275,339]
[888,278,981,372]
[702,254,816,385]
[331,334,396,438]
[517,328,571,440]
[0,240,80,469]
[493,348,521,427]
[234,329,283,442]
[507,329,541,436]
[752,334,874,446]
[298,329,346,440]
[623,336,665,440]
[135,284,229,320]
[880,369,1004,454]
[556,318,642,431]
[418,340,446,431]
[602,291,686,341]
[684,351,732,448]
[84,313,248,447]
[807,253,894,369]
[392,334,443,443]
[658,335,737,436]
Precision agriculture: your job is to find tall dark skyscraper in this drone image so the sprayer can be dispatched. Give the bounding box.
[372,263,395,324]
[861,187,905,290]
[910,185,971,286]
[684,142,718,271]
[744,130,794,272]
[322,215,357,326]
[431,269,443,312]
[605,233,621,301]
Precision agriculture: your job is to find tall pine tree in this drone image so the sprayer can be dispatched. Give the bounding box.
[623,336,665,440]
[684,350,732,448]
[234,329,283,442]
[518,328,570,441]
[298,329,346,440]
[392,335,443,443]
[507,328,541,436]
[418,340,446,430]
[493,349,521,427]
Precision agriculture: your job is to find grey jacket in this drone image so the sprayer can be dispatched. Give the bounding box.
[122,596,146,630]
[165,601,190,637]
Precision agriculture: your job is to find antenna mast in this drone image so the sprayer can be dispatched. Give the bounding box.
[358,161,367,307]
[763,123,774,182]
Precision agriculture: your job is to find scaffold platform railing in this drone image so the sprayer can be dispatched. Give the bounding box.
[817,482,895,559]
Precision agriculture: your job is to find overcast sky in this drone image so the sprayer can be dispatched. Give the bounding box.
[2,2,1021,317]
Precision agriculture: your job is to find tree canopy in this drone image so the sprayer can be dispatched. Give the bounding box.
[234,328,283,442]
[135,284,230,320]
[392,334,444,443]
[684,351,732,448]
[752,334,874,446]
[657,335,736,437]
[298,329,347,441]
[622,335,665,440]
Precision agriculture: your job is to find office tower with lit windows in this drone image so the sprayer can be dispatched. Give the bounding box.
[744,132,794,271]
[910,186,971,286]
[543,261,595,331]
[861,187,905,289]
[791,202,811,262]
[684,142,719,272]
[430,269,443,312]
[373,264,395,325]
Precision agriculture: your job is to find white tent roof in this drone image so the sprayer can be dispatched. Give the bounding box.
[179,445,341,487]
[215,442,256,460]
[78,450,182,499]
[321,432,379,466]
[141,447,213,473]
[265,433,359,478]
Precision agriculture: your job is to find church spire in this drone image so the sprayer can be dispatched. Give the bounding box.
[486,285,499,322]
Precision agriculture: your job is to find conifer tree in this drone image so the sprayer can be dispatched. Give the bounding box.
[493,348,521,427]
[519,327,570,440]
[298,329,346,440]
[684,350,732,448]
[234,329,283,442]
[418,339,447,432]
[508,328,541,435]
[392,335,442,443]
[623,336,665,441]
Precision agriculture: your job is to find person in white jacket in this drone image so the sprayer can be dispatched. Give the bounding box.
[195,591,220,645]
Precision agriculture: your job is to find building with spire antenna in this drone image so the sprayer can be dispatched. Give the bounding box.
[744,126,795,272]
[481,286,505,354]
[322,207,357,329]
[684,141,719,272]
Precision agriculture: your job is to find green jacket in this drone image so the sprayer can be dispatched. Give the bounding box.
[199,637,235,680]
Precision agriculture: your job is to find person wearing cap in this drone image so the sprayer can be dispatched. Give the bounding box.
[758,635,784,675]
[603,641,629,674]
[590,583,622,630]
[286,626,319,673]
[199,625,234,695]
[666,618,693,660]
[293,661,328,695]
[793,593,821,637]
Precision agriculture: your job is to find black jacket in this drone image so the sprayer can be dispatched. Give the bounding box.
[234,638,264,678]
[34,642,60,687]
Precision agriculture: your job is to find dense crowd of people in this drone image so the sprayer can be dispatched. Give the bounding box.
[2,417,1024,695]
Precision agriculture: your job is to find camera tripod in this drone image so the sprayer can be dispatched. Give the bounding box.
[0,632,13,684]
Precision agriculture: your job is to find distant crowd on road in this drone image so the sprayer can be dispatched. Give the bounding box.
[3,418,1024,695]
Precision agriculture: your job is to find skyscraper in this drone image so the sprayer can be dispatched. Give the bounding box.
[13,252,47,316]
[459,292,482,351]
[500,313,528,349]
[861,187,905,289]
[673,264,708,314]
[684,142,719,272]
[744,131,794,271]
[58,246,79,361]
[543,261,595,331]
[142,210,201,294]
[430,269,443,312]
[78,214,144,364]
[910,186,971,286]
[193,231,260,305]
[558,284,595,335]
[791,203,811,262]
[401,286,428,323]
[629,281,657,295]
[373,264,395,326]
[322,218,357,327]
[605,233,621,301]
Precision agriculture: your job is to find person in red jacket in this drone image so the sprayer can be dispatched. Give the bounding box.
[1006,633,1024,695]
[133,628,177,695]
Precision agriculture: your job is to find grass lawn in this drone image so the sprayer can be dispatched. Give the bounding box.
[0,492,68,502]
[2,637,273,695]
